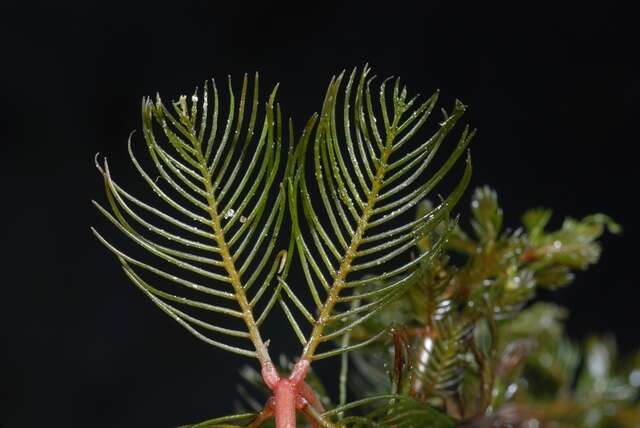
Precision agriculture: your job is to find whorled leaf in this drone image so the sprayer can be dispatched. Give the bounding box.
[92,74,292,361]
[411,315,474,399]
[283,65,474,362]
[521,212,620,290]
[522,213,621,272]
[470,186,503,243]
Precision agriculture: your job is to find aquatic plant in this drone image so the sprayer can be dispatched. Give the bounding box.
[92,66,637,427]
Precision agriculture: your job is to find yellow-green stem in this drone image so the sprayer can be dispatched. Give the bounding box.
[192,139,272,366]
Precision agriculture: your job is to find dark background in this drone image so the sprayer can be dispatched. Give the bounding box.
[1,1,638,427]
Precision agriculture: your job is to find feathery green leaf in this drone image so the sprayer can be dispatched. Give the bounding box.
[284,66,473,361]
[93,74,289,361]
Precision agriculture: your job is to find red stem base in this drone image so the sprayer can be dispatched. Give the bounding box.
[257,359,325,428]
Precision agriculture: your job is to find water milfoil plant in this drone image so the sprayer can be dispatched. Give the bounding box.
[92,66,636,427]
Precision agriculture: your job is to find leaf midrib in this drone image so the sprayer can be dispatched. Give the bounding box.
[193,142,271,364]
[302,128,397,361]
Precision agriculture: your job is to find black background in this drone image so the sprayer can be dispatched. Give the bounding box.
[1,1,638,427]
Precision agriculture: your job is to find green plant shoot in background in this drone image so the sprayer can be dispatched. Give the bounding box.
[92,66,638,427]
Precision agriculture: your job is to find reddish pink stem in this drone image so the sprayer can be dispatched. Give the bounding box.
[299,381,325,413]
[273,377,298,428]
[259,360,315,428]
